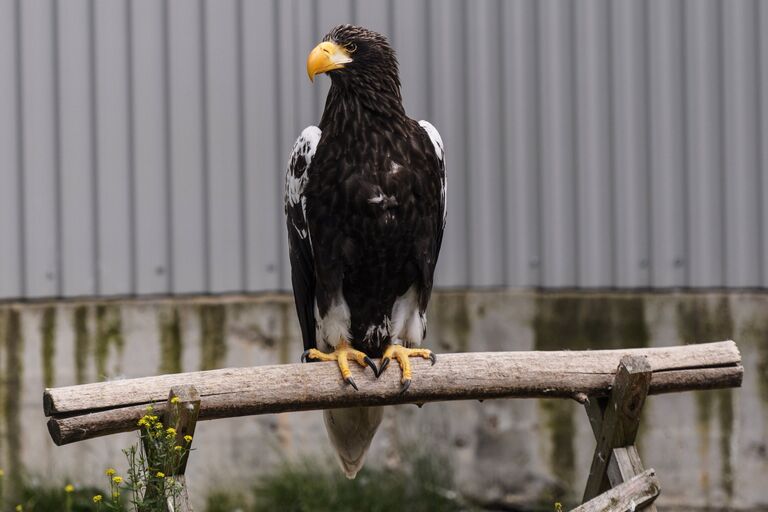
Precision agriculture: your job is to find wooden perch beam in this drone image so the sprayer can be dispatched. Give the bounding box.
[44,341,741,446]
[571,468,660,512]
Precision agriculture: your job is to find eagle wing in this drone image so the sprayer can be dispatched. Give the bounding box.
[417,120,446,307]
[285,126,322,351]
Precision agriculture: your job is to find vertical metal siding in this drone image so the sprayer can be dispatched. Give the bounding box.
[648,0,686,288]
[1,0,768,299]
[93,0,133,296]
[760,2,768,287]
[503,0,540,288]
[574,0,612,288]
[0,0,22,298]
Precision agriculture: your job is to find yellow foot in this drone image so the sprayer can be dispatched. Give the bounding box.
[378,344,437,393]
[301,342,377,390]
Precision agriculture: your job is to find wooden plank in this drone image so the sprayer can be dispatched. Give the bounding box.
[141,386,199,511]
[608,446,644,484]
[587,399,657,509]
[45,340,741,415]
[584,396,608,438]
[571,468,660,512]
[583,355,651,502]
[163,385,200,476]
[43,342,743,445]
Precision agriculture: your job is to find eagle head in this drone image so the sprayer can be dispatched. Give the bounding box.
[306,25,399,86]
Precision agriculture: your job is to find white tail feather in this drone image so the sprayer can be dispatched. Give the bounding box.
[323,407,383,479]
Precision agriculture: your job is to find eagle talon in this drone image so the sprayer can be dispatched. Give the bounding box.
[379,344,434,390]
[377,357,391,377]
[363,356,379,377]
[301,343,375,387]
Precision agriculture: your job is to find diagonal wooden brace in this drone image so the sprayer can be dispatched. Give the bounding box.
[582,355,657,510]
[141,385,200,512]
[163,385,201,477]
[572,468,660,512]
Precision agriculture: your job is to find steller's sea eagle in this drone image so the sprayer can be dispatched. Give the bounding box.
[284,25,445,478]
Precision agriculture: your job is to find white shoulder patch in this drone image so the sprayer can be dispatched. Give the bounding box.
[418,120,444,161]
[285,126,321,208]
[299,125,321,164]
[285,126,321,244]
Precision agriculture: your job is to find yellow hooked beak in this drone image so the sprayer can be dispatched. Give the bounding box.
[307,41,353,82]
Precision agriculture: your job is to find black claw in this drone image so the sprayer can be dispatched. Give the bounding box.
[400,379,412,394]
[364,356,379,377]
[345,376,359,391]
[300,350,311,363]
[429,352,437,366]
[378,357,391,377]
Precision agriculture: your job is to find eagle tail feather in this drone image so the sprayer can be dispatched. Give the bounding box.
[323,406,384,479]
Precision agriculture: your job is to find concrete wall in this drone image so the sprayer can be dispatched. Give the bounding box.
[1,291,767,509]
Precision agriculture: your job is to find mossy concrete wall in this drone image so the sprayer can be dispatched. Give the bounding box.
[0,291,766,509]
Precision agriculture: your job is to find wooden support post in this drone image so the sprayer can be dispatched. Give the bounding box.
[141,385,200,512]
[571,469,660,512]
[583,355,653,506]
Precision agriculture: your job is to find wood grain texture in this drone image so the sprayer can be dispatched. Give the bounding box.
[583,356,652,501]
[44,341,742,445]
[572,468,660,512]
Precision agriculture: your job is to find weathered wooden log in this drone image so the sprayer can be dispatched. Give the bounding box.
[583,356,652,501]
[45,341,742,445]
[571,468,660,512]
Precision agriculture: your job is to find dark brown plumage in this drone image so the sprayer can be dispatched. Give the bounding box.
[284,25,445,477]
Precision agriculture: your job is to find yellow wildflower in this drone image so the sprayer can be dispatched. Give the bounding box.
[65,484,75,493]
[174,445,183,452]
[166,427,177,436]
[156,471,165,478]
[554,503,563,512]
[170,396,181,404]
[15,505,23,512]
[112,491,120,499]
[105,468,116,476]
[0,468,4,477]
[184,435,193,443]
[93,495,103,503]
[112,475,123,484]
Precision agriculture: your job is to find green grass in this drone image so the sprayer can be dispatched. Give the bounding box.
[14,481,124,512]
[251,452,474,512]
[4,451,474,512]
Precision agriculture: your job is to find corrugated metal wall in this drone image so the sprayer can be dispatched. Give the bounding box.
[1,0,767,299]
